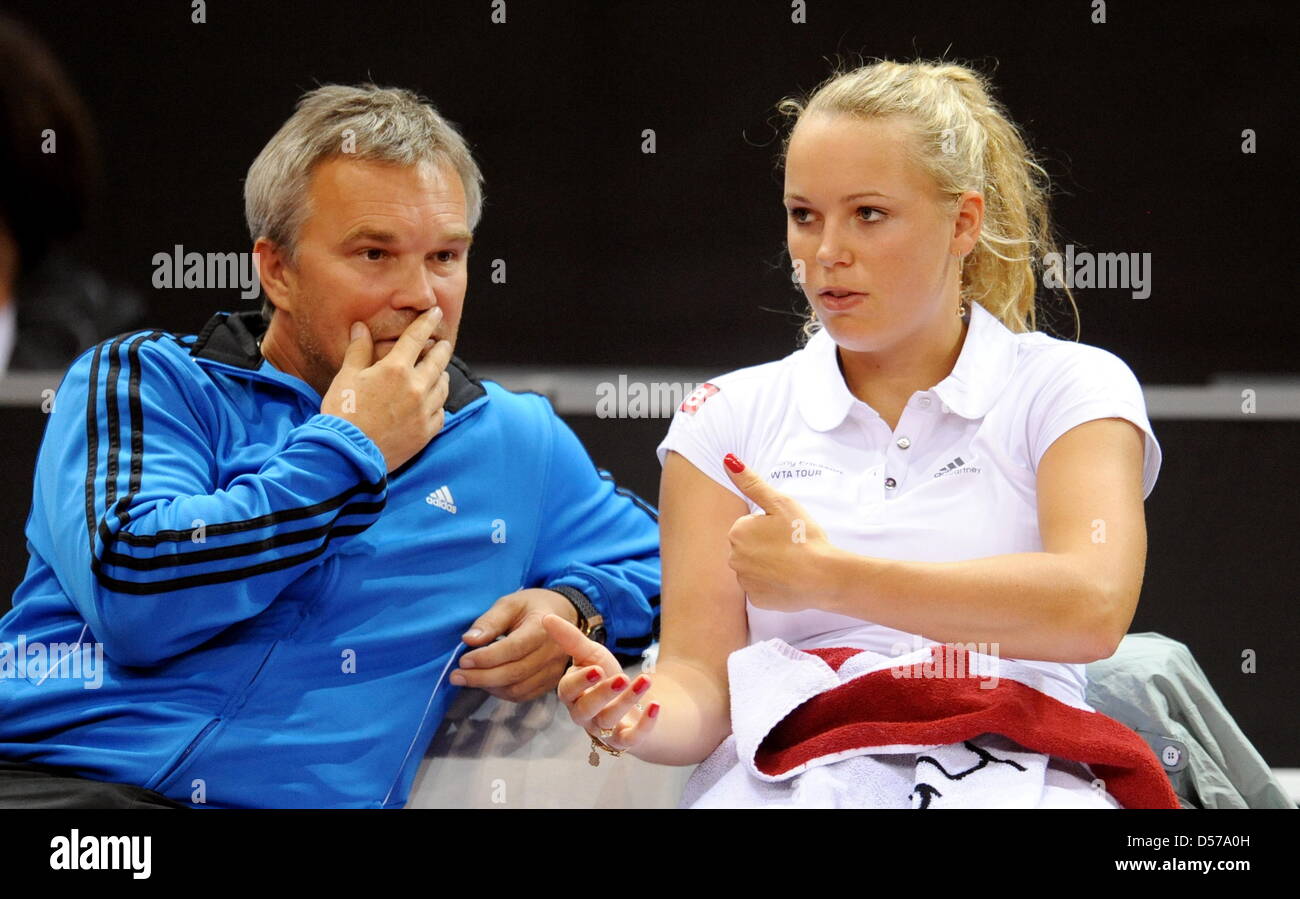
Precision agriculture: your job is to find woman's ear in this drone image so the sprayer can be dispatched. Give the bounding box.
[950,190,984,258]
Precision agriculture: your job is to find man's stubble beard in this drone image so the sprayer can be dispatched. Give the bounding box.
[287,290,341,399]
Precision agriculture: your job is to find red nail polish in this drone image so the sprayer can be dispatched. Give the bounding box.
[632,677,650,695]
[724,454,744,473]
[647,702,661,719]
[586,669,601,683]
[609,676,627,692]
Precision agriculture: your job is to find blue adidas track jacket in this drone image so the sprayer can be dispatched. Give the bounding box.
[0,311,661,808]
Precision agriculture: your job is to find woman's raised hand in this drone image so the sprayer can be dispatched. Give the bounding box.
[541,614,660,754]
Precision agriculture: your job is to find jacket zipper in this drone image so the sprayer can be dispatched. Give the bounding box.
[152,637,281,792]
[153,716,221,791]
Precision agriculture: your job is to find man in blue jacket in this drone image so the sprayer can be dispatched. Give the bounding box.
[0,84,660,808]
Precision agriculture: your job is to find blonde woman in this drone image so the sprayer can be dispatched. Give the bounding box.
[545,59,1178,808]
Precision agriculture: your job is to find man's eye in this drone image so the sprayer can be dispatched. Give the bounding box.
[362,248,388,261]
[435,250,458,263]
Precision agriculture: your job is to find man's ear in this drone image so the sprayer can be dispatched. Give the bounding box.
[254,236,295,316]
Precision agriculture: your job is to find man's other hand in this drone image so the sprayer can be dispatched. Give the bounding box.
[449,588,582,702]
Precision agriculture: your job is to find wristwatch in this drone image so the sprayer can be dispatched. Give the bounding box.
[548,585,606,646]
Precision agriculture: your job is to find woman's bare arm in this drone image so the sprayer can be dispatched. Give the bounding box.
[784,419,1148,662]
[547,449,750,766]
[625,450,751,764]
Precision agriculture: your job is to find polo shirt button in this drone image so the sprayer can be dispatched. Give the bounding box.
[884,477,897,488]
[940,402,950,414]
[919,397,931,408]
[896,436,911,449]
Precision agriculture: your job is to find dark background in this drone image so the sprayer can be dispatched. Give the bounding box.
[1,1,1296,767]
[3,0,1294,374]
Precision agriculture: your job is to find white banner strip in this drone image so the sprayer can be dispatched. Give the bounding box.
[2,368,1297,419]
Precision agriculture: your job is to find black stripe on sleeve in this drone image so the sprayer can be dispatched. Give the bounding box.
[83,341,106,554]
[102,334,128,518]
[86,330,386,589]
[105,478,386,548]
[119,331,165,527]
[91,523,372,595]
[596,468,659,523]
[100,499,383,570]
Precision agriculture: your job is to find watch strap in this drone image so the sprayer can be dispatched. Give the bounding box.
[548,585,606,645]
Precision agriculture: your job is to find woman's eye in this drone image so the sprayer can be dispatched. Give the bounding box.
[788,207,812,224]
[858,207,885,223]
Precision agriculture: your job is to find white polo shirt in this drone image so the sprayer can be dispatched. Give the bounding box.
[656,299,1161,705]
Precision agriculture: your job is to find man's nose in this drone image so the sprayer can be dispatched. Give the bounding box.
[395,260,439,311]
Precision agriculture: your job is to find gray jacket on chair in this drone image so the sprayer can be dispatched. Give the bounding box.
[1086,632,1293,809]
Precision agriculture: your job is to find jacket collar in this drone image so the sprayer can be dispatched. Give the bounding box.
[795,300,1021,431]
[188,310,487,414]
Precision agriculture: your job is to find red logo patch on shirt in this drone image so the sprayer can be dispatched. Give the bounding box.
[679,382,719,415]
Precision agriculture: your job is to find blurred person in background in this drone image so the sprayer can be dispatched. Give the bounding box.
[0,13,143,377]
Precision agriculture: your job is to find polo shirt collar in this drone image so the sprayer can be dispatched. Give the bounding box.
[933,300,1021,420]
[794,327,856,432]
[795,300,1020,431]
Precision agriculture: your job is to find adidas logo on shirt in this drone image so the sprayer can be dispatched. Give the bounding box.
[933,456,980,479]
[425,485,457,513]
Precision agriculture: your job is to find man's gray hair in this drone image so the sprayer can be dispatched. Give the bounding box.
[245,83,484,323]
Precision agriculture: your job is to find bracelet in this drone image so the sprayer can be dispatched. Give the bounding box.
[587,732,623,766]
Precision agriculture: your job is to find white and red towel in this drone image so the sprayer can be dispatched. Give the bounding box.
[681,639,1181,809]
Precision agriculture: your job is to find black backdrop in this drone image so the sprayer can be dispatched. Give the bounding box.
[4,0,1295,375]
[1,1,1296,770]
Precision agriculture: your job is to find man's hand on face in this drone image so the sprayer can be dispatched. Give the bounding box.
[320,306,452,473]
[449,588,584,702]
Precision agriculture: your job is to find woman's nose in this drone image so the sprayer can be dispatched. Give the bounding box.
[815,224,852,267]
